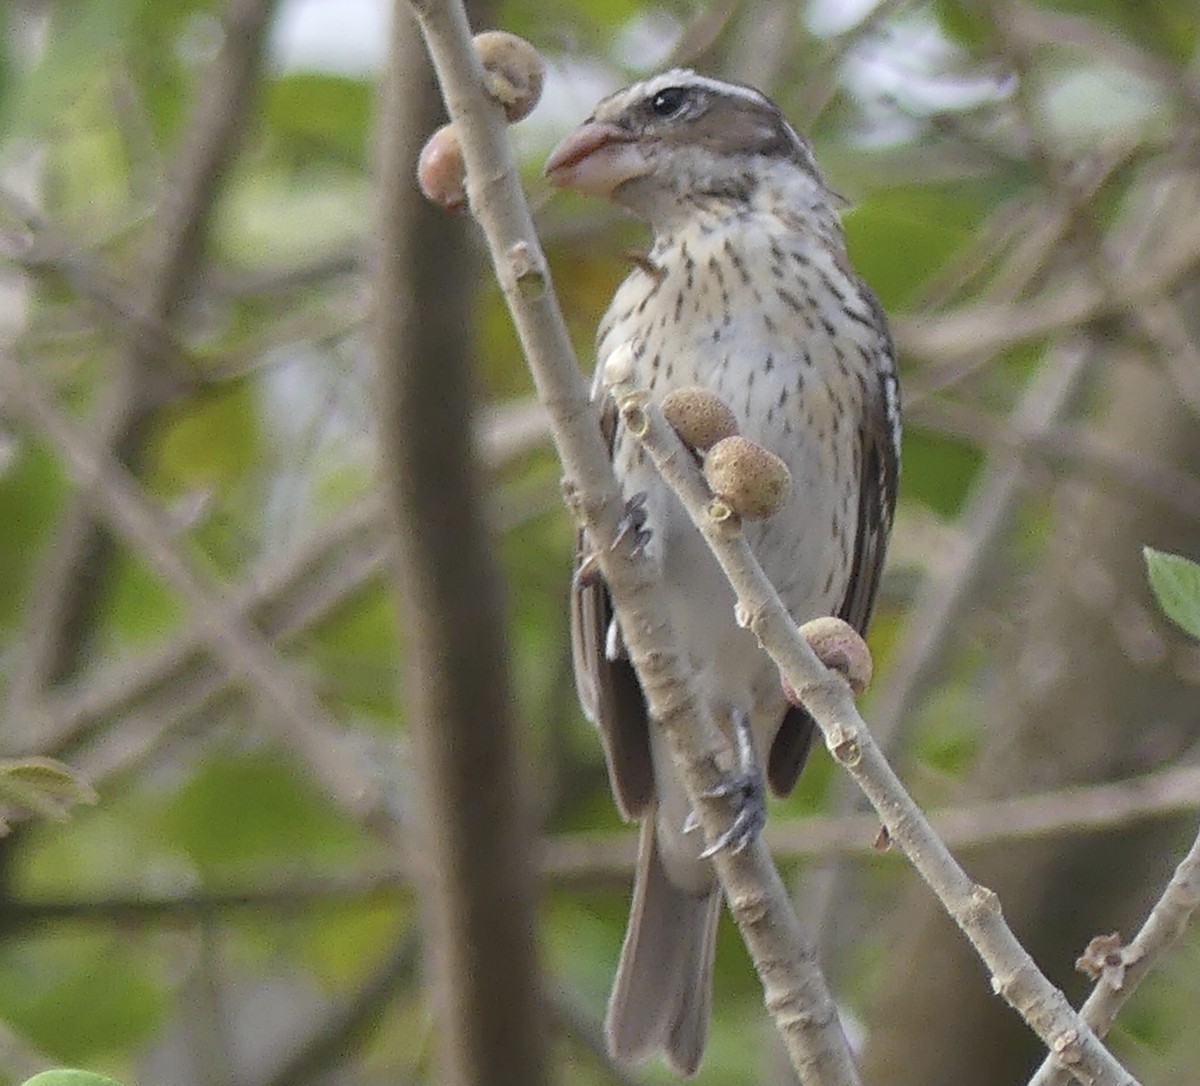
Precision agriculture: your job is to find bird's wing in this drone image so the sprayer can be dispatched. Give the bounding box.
[768,293,898,796]
[570,394,656,821]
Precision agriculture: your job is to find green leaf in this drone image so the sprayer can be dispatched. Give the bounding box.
[1144,547,1200,640]
[21,1071,125,1086]
[0,759,98,833]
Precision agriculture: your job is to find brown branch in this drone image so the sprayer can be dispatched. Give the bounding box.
[31,500,384,758]
[256,928,421,1086]
[1028,821,1200,1086]
[18,398,548,789]
[870,344,1096,754]
[6,757,1200,928]
[371,4,546,1085]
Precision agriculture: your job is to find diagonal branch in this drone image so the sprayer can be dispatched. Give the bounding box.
[1028,821,1200,1086]
[5,0,282,737]
[616,385,1139,1086]
[406,3,860,1082]
[0,353,390,833]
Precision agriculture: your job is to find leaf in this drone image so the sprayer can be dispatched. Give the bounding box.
[0,759,98,834]
[21,1072,125,1086]
[1144,547,1200,640]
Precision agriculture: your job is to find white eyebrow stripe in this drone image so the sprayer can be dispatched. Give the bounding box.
[628,68,773,110]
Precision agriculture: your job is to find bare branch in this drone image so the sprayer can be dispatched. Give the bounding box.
[870,342,1095,754]
[616,386,1139,1086]
[1028,822,1200,1086]
[5,0,282,736]
[405,2,861,1081]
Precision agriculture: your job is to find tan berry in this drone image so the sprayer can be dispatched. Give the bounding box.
[661,387,739,451]
[417,123,466,213]
[798,615,874,695]
[703,435,791,520]
[473,31,545,123]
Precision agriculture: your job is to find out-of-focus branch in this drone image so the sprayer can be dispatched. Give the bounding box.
[617,387,1138,1086]
[5,758,1200,927]
[0,1018,54,1084]
[1029,821,1200,1086]
[256,928,421,1086]
[910,396,1200,522]
[371,4,546,1085]
[549,983,652,1086]
[5,0,281,741]
[868,344,1094,750]
[0,354,389,830]
[31,500,384,758]
[892,208,1200,365]
[27,397,549,768]
[405,3,861,1082]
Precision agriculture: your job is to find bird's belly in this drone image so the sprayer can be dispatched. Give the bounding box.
[614,379,855,716]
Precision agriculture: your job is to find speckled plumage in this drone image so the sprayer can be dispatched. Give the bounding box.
[548,69,899,1076]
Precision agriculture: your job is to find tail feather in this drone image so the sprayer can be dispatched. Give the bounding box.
[606,818,721,1076]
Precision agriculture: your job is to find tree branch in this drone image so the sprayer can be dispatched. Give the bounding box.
[1028,820,1200,1086]
[0,353,391,832]
[615,385,1139,1086]
[370,4,546,1084]
[4,0,281,739]
[405,2,860,1082]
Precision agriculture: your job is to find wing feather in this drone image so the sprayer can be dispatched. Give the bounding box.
[570,394,656,820]
[768,291,899,796]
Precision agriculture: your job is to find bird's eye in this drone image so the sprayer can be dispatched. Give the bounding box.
[649,87,689,118]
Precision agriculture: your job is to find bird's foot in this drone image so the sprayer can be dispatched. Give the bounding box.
[610,491,651,556]
[684,709,766,858]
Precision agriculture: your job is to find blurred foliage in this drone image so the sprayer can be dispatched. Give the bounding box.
[0,0,1198,1083]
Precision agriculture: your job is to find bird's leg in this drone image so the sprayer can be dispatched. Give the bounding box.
[610,490,651,556]
[684,707,766,858]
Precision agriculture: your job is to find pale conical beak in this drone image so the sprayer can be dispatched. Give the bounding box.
[543,121,651,197]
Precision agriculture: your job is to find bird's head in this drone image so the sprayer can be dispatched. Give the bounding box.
[544,70,827,231]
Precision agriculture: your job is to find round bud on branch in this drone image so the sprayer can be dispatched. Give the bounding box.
[703,435,791,520]
[416,32,544,213]
[796,616,873,695]
[473,31,545,123]
[662,386,739,452]
[417,124,466,213]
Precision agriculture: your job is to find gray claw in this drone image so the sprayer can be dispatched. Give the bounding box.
[611,491,651,554]
[699,770,765,857]
[697,708,766,858]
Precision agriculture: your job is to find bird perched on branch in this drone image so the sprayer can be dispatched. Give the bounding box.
[545,69,899,1075]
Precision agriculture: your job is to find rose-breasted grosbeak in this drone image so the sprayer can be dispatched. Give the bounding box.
[545,69,899,1075]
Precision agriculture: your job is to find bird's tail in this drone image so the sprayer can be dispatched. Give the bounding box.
[606,817,721,1076]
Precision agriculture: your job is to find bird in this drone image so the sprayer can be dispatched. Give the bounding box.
[544,69,900,1076]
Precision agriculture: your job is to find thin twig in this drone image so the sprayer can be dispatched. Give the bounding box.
[4,0,282,739]
[868,343,1094,751]
[1028,821,1200,1086]
[255,928,421,1086]
[21,398,548,770]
